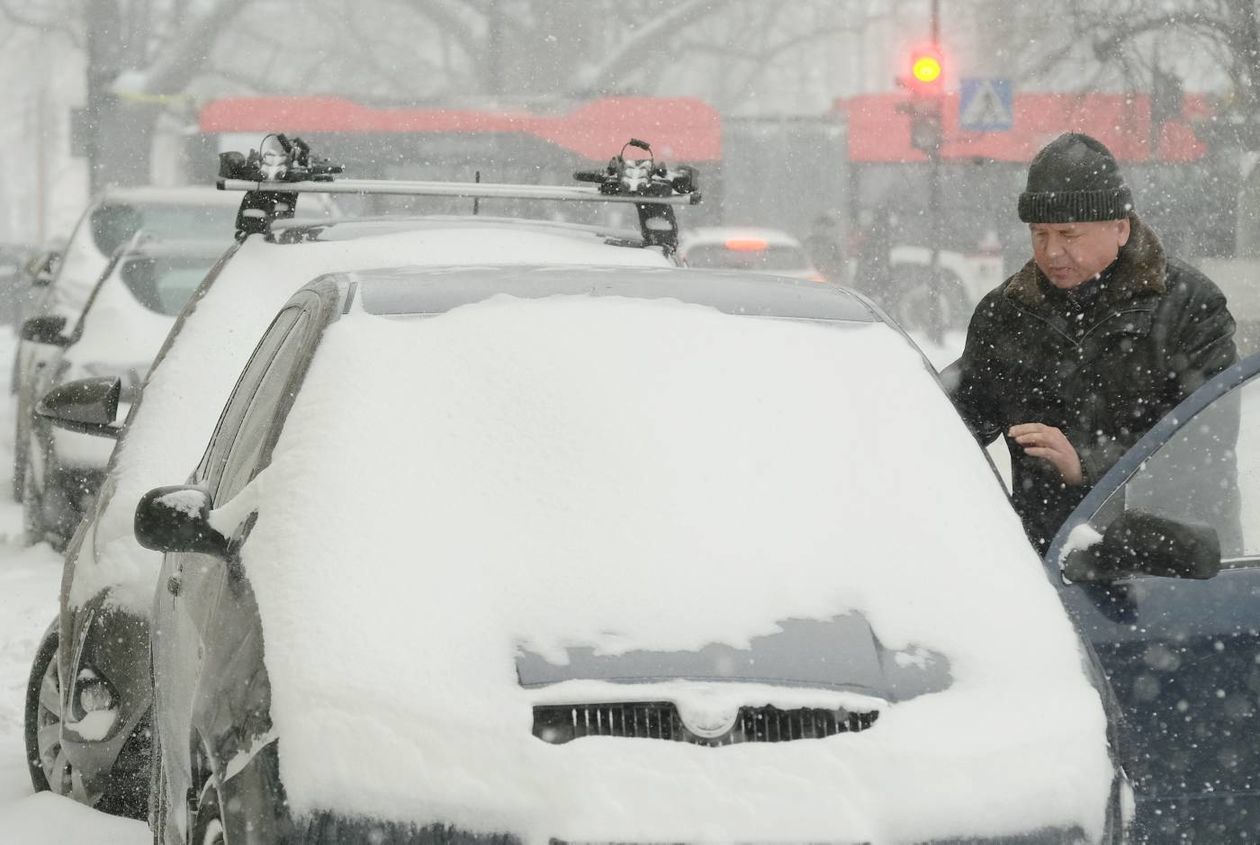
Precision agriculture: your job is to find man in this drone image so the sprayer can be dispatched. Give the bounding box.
[950,132,1237,551]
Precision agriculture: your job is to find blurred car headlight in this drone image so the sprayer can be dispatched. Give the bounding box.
[63,666,120,742]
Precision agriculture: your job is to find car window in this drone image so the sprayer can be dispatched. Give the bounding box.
[212,310,319,503]
[199,308,305,492]
[91,202,237,255]
[118,256,216,316]
[1088,373,1260,564]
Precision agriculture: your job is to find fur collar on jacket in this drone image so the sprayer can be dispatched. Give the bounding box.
[1005,215,1166,311]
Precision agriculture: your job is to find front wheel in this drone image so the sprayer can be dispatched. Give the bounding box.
[149,720,167,840]
[191,777,226,845]
[12,406,28,501]
[22,439,80,551]
[891,270,971,337]
[24,621,70,795]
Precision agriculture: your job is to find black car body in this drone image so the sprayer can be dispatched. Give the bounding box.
[1044,353,1260,841]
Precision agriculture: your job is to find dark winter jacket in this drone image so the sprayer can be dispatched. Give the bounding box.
[950,216,1237,551]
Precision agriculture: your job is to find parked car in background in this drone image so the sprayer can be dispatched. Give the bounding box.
[12,187,242,510]
[10,247,62,402]
[21,235,226,545]
[679,226,824,282]
[0,242,36,326]
[868,245,1006,336]
[134,265,1128,843]
[22,160,690,823]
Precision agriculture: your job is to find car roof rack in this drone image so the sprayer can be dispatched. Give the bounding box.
[217,135,701,253]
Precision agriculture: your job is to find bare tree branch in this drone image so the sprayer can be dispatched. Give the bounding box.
[571,0,735,94]
[399,0,484,72]
[0,0,82,47]
[118,0,251,94]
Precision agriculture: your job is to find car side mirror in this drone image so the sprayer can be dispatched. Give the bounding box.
[1063,509,1221,583]
[20,315,69,346]
[134,486,229,556]
[36,376,122,439]
[28,251,60,286]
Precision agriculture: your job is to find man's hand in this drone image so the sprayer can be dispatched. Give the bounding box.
[1010,423,1084,485]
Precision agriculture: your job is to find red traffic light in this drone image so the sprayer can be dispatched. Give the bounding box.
[905,46,944,96]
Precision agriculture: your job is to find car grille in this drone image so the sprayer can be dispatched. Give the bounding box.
[533,701,878,746]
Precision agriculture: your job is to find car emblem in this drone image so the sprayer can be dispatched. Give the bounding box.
[677,702,740,739]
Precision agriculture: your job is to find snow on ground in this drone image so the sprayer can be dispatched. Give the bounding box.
[0,325,148,842]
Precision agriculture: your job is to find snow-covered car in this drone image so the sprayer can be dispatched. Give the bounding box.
[13,187,336,516]
[22,189,684,820]
[133,265,1129,843]
[12,187,242,511]
[679,226,824,281]
[21,235,226,545]
[11,246,61,336]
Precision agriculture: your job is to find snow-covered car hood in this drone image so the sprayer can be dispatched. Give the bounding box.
[220,295,1116,843]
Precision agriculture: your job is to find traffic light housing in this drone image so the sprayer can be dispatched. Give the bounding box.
[909,108,943,154]
[895,44,944,154]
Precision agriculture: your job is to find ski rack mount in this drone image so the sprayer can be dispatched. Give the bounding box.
[217,135,701,252]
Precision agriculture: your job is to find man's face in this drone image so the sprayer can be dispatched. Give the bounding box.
[1029,219,1131,289]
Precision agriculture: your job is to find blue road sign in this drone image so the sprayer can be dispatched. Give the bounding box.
[960,78,1014,132]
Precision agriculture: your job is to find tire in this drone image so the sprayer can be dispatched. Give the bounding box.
[21,442,48,548]
[12,406,27,501]
[149,722,169,844]
[191,776,227,845]
[892,269,971,336]
[22,436,77,551]
[24,621,70,796]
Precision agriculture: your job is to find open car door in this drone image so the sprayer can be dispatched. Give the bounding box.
[1046,354,1260,841]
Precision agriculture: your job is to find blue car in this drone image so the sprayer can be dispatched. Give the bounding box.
[1046,352,1260,841]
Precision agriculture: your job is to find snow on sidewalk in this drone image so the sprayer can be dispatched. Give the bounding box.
[0,792,147,842]
[0,538,145,844]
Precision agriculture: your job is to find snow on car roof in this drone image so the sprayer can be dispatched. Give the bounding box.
[218,292,1114,842]
[71,221,673,615]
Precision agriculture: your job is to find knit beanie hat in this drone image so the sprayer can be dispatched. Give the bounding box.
[1017,133,1134,223]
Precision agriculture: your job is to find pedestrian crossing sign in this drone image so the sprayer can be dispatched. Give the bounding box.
[960,78,1013,132]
